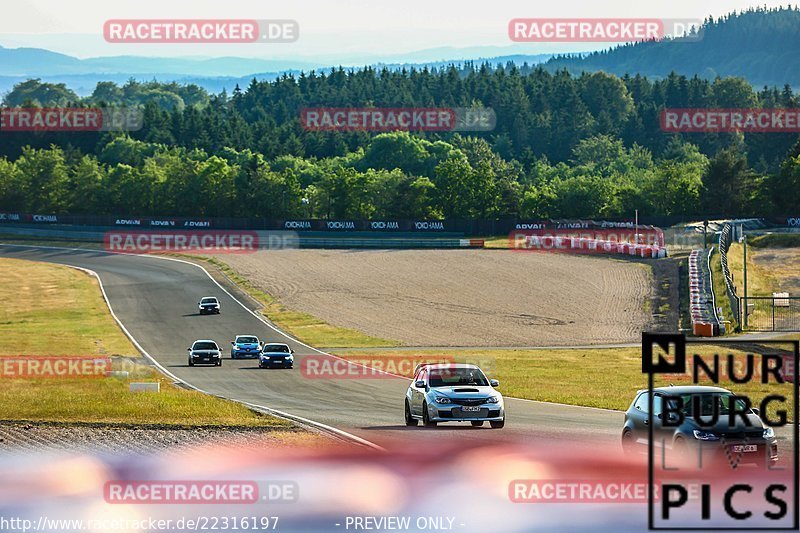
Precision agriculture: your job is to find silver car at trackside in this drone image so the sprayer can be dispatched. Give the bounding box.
[405,363,505,428]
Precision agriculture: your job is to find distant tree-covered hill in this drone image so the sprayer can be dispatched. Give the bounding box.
[544,6,800,87]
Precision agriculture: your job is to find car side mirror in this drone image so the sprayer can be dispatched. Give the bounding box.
[187,348,191,351]
[490,379,499,387]
[231,341,235,345]
[414,380,426,389]
[291,349,295,354]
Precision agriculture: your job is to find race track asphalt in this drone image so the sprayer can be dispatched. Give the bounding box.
[0,245,624,451]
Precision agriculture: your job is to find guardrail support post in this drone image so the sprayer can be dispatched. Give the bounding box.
[743,234,748,329]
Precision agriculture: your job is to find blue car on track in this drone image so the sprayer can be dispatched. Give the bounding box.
[259,343,295,368]
[230,335,262,359]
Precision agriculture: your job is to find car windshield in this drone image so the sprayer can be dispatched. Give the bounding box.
[201,298,217,304]
[263,344,290,353]
[237,337,258,344]
[428,367,489,388]
[672,393,749,417]
[193,342,217,350]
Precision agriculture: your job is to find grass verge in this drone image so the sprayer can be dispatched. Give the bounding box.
[750,233,800,248]
[338,346,795,419]
[0,257,293,429]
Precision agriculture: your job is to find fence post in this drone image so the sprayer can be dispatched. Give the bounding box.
[743,234,748,329]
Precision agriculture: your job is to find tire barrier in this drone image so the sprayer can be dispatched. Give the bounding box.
[688,249,720,337]
[512,234,668,258]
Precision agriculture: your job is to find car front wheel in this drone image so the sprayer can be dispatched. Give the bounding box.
[490,419,505,429]
[422,402,437,427]
[621,430,635,455]
[188,359,194,367]
[405,400,418,426]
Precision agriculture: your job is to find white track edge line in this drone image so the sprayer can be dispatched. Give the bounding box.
[50,259,385,451]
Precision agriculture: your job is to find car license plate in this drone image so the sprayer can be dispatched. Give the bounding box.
[731,445,757,453]
[462,406,480,412]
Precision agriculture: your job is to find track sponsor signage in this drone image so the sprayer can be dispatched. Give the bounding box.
[284,220,313,230]
[0,213,676,237]
[111,217,211,227]
[149,219,177,227]
[514,219,657,231]
[325,220,356,230]
[280,220,446,231]
[369,221,401,230]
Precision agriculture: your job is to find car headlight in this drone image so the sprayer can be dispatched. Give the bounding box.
[434,396,451,404]
[485,396,500,404]
[286,354,294,360]
[764,427,775,439]
[692,430,719,441]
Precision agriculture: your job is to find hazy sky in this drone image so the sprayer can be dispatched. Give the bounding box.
[0,0,790,60]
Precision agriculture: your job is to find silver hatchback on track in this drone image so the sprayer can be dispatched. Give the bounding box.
[405,363,505,428]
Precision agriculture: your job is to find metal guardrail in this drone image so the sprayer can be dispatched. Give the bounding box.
[297,238,481,249]
[0,227,484,250]
[718,222,741,327]
[688,248,721,336]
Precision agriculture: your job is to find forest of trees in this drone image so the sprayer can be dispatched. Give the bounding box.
[546,6,800,88]
[1,9,800,220]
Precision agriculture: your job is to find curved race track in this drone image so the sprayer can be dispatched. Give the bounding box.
[0,245,623,451]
